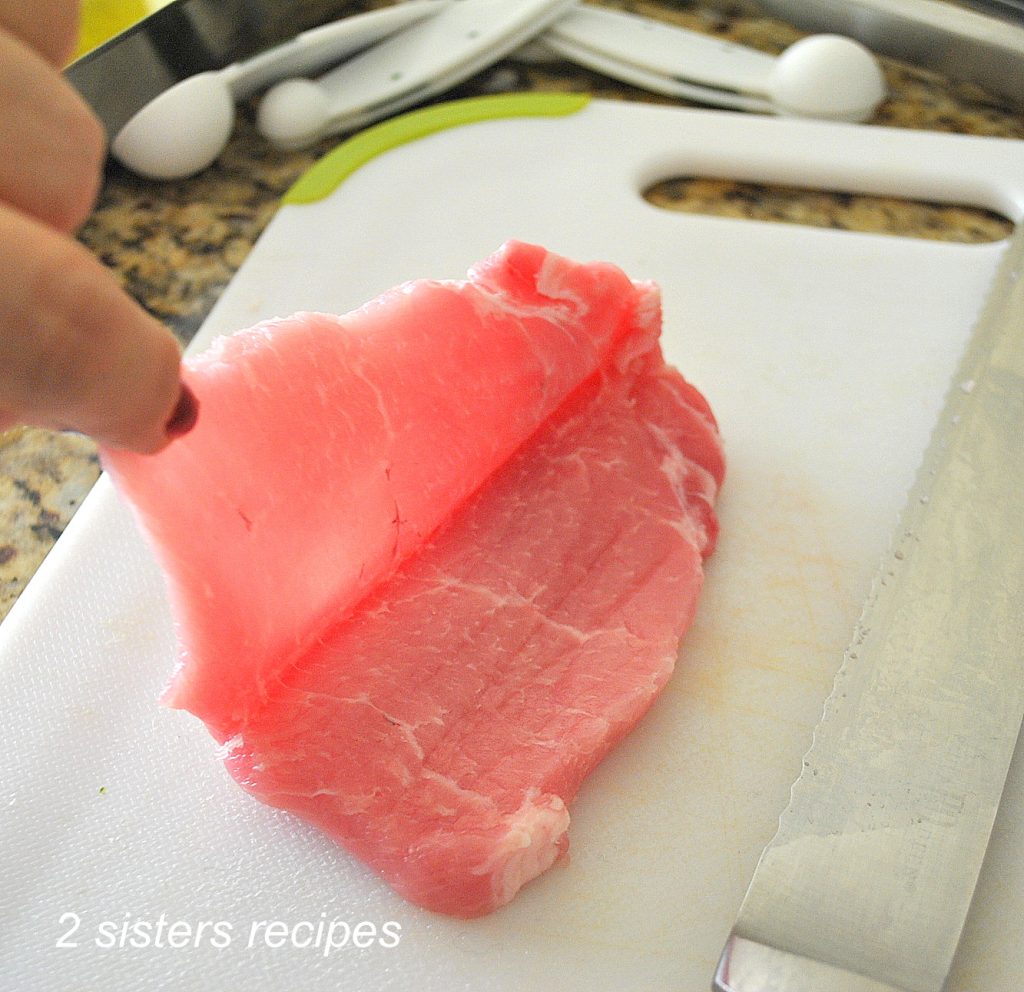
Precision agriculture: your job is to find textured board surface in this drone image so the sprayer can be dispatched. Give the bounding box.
[2,99,1023,991]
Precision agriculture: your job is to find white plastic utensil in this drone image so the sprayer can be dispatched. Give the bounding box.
[538,5,886,122]
[110,1,448,180]
[257,0,575,149]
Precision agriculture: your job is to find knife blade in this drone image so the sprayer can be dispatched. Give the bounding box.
[714,216,1024,992]
[64,0,355,138]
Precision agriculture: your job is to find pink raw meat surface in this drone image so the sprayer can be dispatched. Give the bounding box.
[102,241,724,917]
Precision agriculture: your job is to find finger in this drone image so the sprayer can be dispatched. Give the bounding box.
[0,27,106,232]
[0,203,190,454]
[0,0,81,67]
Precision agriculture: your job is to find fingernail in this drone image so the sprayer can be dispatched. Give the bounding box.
[165,382,199,438]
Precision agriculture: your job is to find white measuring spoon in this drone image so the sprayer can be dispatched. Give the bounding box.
[257,0,575,149]
[540,5,886,123]
[111,1,448,180]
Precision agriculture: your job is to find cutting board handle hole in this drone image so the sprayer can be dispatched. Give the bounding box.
[642,175,1012,243]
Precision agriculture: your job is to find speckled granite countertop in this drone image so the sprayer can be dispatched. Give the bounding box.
[1,0,1023,623]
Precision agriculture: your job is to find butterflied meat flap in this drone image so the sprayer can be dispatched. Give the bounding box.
[102,241,724,917]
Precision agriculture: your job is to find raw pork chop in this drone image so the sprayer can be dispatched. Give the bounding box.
[102,241,724,917]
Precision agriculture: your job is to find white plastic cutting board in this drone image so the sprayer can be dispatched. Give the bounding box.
[2,98,1023,992]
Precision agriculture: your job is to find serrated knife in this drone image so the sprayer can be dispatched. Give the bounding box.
[713,218,1024,992]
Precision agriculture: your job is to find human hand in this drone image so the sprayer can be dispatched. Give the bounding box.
[0,0,196,453]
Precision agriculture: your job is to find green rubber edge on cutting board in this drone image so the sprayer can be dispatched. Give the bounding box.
[282,92,591,206]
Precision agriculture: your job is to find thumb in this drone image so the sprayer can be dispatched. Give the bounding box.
[0,204,195,453]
